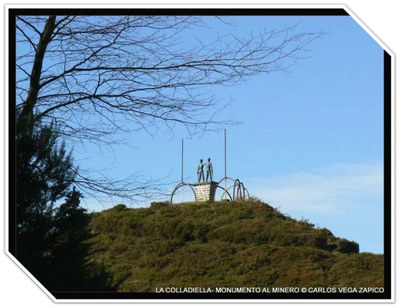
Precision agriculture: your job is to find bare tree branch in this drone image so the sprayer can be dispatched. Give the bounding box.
[15,15,324,202]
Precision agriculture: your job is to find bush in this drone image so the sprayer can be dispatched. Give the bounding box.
[112,204,127,212]
[337,239,359,254]
[150,202,170,210]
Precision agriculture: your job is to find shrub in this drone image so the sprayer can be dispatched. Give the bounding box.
[337,239,359,254]
[112,204,127,212]
[150,201,170,210]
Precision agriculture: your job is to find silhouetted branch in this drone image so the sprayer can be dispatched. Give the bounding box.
[15,15,324,201]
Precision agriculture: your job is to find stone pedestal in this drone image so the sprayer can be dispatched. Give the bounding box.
[193,181,218,202]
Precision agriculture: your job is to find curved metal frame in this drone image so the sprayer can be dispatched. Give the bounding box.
[216,176,250,201]
[215,185,233,201]
[170,177,250,203]
[217,176,238,186]
[170,182,196,203]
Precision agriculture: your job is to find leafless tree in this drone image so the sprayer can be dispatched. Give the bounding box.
[15,15,323,202]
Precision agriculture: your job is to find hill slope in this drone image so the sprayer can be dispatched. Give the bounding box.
[88,199,383,292]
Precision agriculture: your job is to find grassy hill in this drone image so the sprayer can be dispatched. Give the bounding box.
[87,199,383,292]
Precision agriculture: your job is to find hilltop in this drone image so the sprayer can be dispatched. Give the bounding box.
[87,199,383,292]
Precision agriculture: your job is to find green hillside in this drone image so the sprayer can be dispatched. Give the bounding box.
[87,199,383,292]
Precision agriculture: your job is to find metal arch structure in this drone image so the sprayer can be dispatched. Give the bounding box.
[215,185,233,201]
[217,176,250,201]
[170,182,196,203]
[170,177,250,204]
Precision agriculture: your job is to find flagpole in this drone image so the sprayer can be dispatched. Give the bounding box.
[224,129,227,197]
[181,138,184,203]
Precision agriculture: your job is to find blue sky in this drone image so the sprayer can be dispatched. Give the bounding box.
[70,15,384,253]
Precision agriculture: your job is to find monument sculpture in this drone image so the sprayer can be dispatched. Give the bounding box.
[170,131,250,203]
[197,159,205,182]
[206,158,213,182]
[171,156,249,203]
[197,158,214,183]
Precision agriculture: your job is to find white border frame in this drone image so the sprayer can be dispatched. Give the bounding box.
[3,3,395,304]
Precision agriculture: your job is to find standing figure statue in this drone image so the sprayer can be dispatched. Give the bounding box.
[197,159,205,182]
[206,158,213,182]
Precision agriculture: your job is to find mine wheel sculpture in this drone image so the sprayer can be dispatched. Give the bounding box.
[170,177,250,204]
[217,176,250,201]
[170,182,196,203]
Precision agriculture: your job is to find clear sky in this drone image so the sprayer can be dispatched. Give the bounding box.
[71,15,384,253]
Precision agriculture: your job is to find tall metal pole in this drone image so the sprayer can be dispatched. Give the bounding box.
[224,129,227,195]
[181,138,184,203]
[181,139,184,183]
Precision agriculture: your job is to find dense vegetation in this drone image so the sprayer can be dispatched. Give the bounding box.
[16,110,112,291]
[88,199,383,291]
